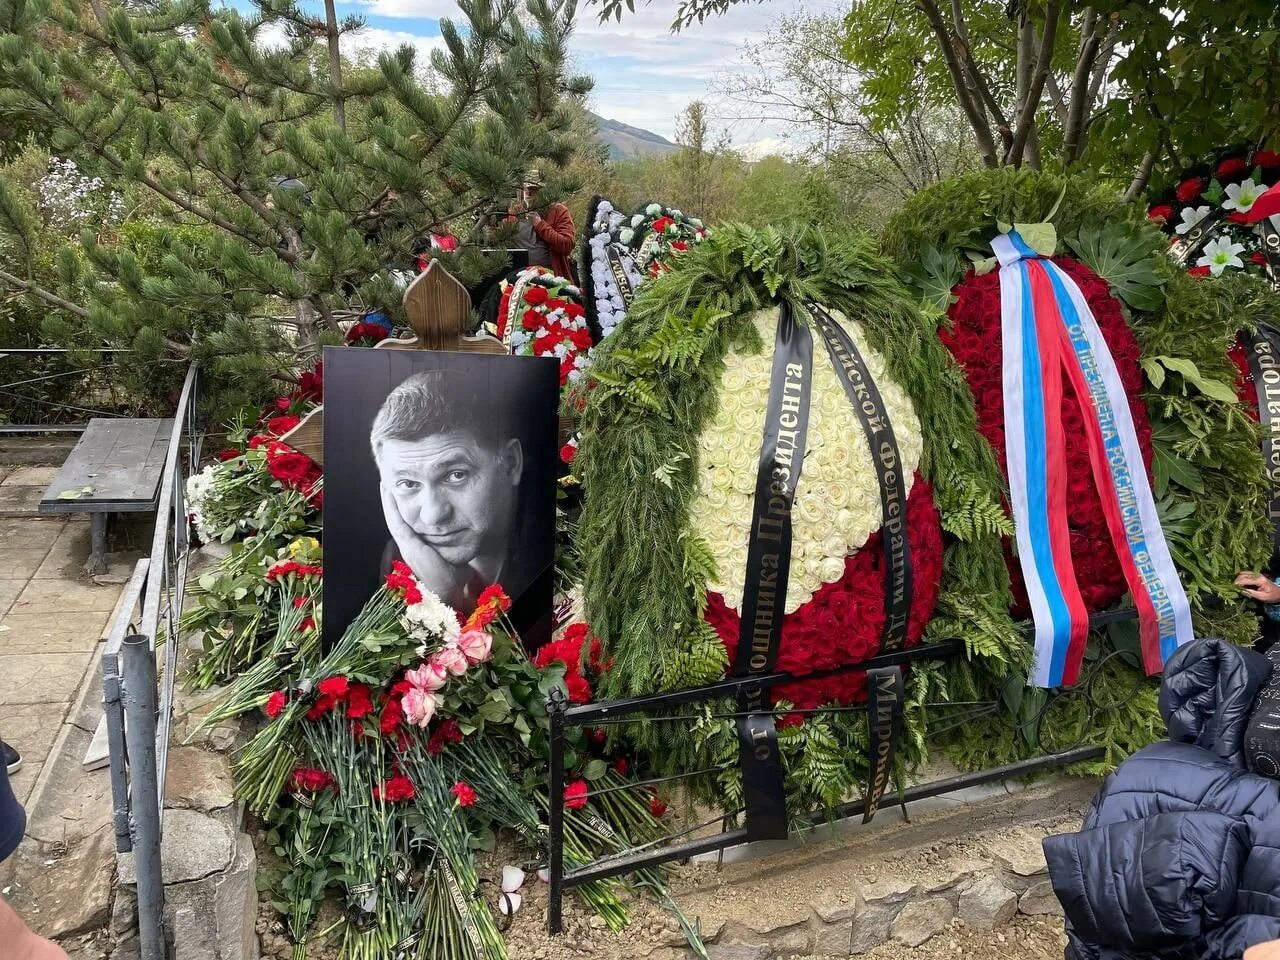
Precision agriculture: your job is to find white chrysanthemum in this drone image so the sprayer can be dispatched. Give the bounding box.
[689,308,923,613]
[403,589,460,643]
[186,465,221,542]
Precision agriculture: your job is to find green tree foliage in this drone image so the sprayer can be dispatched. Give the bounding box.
[593,1,1280,197]
[0,0,591,416]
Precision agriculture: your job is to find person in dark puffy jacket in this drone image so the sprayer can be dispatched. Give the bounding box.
[1044,639,1280,960]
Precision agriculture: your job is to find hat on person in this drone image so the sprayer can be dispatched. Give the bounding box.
[523,169,544,189]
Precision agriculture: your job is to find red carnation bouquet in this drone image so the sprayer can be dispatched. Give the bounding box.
[495,267,593,389]
[939,256,1155,616]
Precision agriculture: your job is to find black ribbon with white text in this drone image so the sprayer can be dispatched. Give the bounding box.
[807,302,912,820]
[734,301,813,840]
[1246,321,1280,561]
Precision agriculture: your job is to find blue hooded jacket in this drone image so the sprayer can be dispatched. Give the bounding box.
[1044,639,1280,960]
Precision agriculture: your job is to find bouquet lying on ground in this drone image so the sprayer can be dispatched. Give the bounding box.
[205,555,681,959]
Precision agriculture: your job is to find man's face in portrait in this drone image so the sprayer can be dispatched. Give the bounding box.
[376,431,522,567]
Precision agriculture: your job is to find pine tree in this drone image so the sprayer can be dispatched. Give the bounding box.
[0,0,591,414]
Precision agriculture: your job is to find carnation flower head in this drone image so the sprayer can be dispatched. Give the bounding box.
[564,780,589,810]
[450,781,477,807]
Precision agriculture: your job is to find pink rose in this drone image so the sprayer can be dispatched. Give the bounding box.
[431,643,469,677]
[405,662,448,692]
[402,689,437,728]
[457,630,493,665]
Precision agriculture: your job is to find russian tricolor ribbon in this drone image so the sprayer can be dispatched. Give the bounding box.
[994,230,1194,687]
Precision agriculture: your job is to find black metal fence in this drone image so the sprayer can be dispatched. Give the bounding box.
[543,612,1145,933]
[100,364,201,960]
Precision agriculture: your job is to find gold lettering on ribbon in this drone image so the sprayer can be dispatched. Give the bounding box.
[441,861,483,959]
[812,311,909,643]
[606,248,635,307]
[1252,331,1280,531]
[747,361,807,676]
[864,670,900,820]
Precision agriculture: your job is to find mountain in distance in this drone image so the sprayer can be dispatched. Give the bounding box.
[590,111,679,159]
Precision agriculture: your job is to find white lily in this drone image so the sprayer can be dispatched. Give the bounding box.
[1197,236,1246,276]
[1175,205,1210,236]
[1224,178,1264,213]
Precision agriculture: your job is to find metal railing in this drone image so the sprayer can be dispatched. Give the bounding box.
[0,347,144,431]
[100,364,202,960]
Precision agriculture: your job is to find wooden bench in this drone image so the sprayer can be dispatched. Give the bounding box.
[38,417,173,574]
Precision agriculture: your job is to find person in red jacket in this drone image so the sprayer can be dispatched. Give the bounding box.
[506,170,577,281]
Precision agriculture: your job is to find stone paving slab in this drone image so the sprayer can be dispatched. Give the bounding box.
[0,653,93,706]
[0,484,44,516]
[5,548,55,581]
[0,517,67,549]
[13,578,123,614]
[0,578,25,613]
[0,703,62,804]
[0,611,112,654]
[5,466,60,487]
[33,523,93,580]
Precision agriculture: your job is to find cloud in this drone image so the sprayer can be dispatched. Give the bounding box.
[342,25,447,63]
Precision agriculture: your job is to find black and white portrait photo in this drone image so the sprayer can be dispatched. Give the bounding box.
[322,346,558,650]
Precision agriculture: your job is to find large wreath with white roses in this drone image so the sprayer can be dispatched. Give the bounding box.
[575,221,1024,811]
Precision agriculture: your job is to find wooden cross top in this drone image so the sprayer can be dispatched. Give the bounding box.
[281,261,505,465]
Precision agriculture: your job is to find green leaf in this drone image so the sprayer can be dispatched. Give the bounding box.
[1140,356,1166,388]
[1158,356,1239,404]
[1013,222,1056,257]
[583,759,608,781]
[55,489,82,499]
[900,244,963,311]
[1064,221,1167,313]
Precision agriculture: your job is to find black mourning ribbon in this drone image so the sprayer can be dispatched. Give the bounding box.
[1260,216,1280,292]
[1246,320,1280,563]
[734,301,813,841]
[806,302,912,822]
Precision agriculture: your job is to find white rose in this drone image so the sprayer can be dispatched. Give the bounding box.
[818,554,847,584]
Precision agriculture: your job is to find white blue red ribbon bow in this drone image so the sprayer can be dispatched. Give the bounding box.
[994,230,1193,687]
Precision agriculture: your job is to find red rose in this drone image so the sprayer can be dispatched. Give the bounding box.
[1216,156,1248,179]
[651,216,674,234]
[523,309,542,331]
[450,781,477,807]
[672,240,690,252]
[1254,150,1280,169]
[248,434,272,450]
[346,683,374,719]
[1147,204,1174,223]
[564,780,589,810]
[317,676,350,699]
[264,690,287,718]
[649,794,668,818]
[1188,265,1211,276]
[1176,178,1207,203]
[611,757,629,776]
[267,415,301,437]
[296,363,323,403]
[215,447,240,462]
[275,397,292,412]
[560,443,577,464]
[267,450,320,491]
[1253,251,1268,266]
[523,285,549,306]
